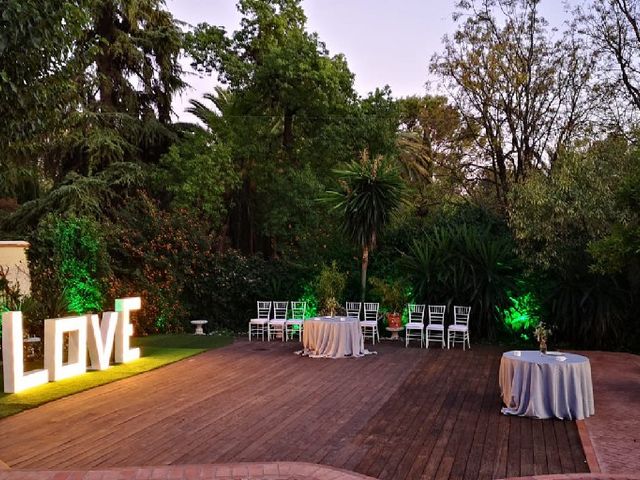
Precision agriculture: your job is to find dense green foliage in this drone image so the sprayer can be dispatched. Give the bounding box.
[403,223,520,340]
[1,0,640,351]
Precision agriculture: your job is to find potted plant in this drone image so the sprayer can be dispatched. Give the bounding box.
[370,277,407,328]
[316,262,347,317]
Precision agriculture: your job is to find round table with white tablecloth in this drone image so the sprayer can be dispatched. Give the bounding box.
[499,350,595,420]
[301,316,365,358]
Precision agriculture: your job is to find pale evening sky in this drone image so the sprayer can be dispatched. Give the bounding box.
[167,0,569,122]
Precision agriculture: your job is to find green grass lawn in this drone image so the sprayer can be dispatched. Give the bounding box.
[0,334,233,419]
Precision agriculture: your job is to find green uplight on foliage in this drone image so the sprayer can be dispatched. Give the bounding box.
[501,292,540,340]
[401,286,414,325]
[54,217,106,314]
[298,282,319,318]
[156,315,167,330]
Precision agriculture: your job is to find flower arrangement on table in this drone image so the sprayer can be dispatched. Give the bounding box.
[534,321,552,354]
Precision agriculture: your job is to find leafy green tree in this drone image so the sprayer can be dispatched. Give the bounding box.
[156,128,239,230]
[579,0,640,116]
[589,143,640,285]
[403,223,519,339]
[509,138,631,270]
[185,0,356,163]
[324,152,404,301]
[184,0,367,257]
[396,95,479,212]
[4,0,185,189]
[431,0,595,207]
[90,0,184,122]
[2,163,145,234]
[0,0,89,203]
[0,0,88,145]
[509,137,635,347]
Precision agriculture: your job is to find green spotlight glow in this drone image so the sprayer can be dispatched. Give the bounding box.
[298,282,319,318]
[54,217,105,314]
[501,292,540,340]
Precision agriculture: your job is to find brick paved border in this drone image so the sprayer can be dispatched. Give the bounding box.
[0,462,378,480]
[501,475,640,480]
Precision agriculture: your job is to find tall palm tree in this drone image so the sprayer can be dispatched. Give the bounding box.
[325,151,404,301]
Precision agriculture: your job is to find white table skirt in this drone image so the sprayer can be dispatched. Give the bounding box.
[301,316,365,358]
[499,350,595,420]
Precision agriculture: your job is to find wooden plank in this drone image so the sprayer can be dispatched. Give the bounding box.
[459,351,498,480]
[411,350,473,480]
[531,418,548,475]
[543,418,562,474]
[554,419,577,473]
[380,349,453,480]
[505,416,521,478]
[374,350,445,480]
[491,410,511,478]
[519,418,534,476]
[54,345,302,468]
[569,421,591,473]
[439,350,493,480]
[234,354,383,464]
[476,357,504,480]
[3,345,282,467]
[381,347,464,479]
[312,351,417,470]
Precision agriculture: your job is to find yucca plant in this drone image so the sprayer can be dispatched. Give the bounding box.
[403,223,519,339]
[545,271,630,348]
[323,151,405,301]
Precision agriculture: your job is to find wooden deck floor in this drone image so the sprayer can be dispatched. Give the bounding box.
[0,340,588,479]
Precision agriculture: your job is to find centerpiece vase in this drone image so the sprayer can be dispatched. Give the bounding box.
[539,339,547,354]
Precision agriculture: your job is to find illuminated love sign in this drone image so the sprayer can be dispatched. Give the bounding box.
[1,297,141,393]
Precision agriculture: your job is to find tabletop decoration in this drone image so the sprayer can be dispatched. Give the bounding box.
[534,321,552,354]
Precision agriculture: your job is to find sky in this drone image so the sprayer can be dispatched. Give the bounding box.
[167,0,569,122]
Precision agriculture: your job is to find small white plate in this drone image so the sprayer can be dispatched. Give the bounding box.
[545,351,563,356]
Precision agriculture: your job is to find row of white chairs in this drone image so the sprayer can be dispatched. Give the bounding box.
[345,302,471,350]
[404,304,471,350]
[248,301,471,350]
[248,301,381,344]
[248,301,307,342]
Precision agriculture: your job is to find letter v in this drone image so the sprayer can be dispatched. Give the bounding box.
[87,312,118,371]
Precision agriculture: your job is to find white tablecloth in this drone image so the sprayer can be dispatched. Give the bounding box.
[301,316,365,358]
[499,350,595,420]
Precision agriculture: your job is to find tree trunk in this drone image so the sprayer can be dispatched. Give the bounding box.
[94,1,117,112]
[360,245,369,302]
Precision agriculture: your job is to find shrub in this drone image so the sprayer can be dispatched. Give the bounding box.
[183,251,311,331]
[28,215,111,316]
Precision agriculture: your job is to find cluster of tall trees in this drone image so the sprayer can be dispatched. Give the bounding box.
[1,0,639,348]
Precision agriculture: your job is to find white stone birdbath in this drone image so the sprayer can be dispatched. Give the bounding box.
[190,320,208,335]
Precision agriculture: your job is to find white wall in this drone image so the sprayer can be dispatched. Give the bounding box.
[0,241,31,295]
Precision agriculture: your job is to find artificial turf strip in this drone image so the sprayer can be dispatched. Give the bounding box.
[0,334,233,419]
